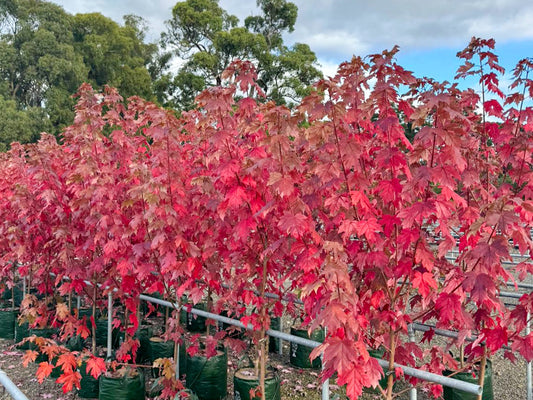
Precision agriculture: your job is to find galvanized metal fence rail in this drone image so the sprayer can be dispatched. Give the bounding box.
[139,293,482,399]
[0,369,29,400]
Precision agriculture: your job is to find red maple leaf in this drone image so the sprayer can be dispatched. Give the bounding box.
[277,212,309,238]
[512,335,533,362]
[463,272,498,307]
[412,271,438,297]
[86,357,106,379]
[36,362,53,383]
[55,370,81,393]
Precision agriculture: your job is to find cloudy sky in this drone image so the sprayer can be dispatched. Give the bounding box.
[52,0,533,83]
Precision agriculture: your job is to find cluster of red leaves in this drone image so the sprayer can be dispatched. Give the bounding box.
[0,38,533,399]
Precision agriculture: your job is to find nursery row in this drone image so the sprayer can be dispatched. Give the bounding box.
[1,38,533,399]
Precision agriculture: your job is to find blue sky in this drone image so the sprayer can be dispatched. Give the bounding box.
[52,0,533,89]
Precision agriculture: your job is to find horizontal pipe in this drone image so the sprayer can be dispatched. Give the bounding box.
[412,323,511,350]
[375,358,481,395]
[500,290,523,299]
[0,370,29,400]
[139,294,482,395]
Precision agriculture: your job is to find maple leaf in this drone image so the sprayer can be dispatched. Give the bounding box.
[55,370,81,393]
[430,384,443,398]
[512,334,533,362]
[86,357,106,379]
[225,185,248,209]
[319,337,357,376]
[22,350,38,367]
[435,293,462,324]
[463,272,498,307]
[77,323,91,339]
[36,362,53,383]
[268,172,296,198]
[482,326,508,352]
[415,243,435,269]
[277,212,310,238]
[397,201,434,228]
[412,271,438,297]
[376,178,402,204]
[57,352,77,373]
[353,218,382,244]
[55,303,69,321]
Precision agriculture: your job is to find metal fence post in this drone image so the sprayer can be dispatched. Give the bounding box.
[408,324,417,400]
[107,291,112,360]
[322,327,329,400]
[526,313,533,400]
[278,314,283,355]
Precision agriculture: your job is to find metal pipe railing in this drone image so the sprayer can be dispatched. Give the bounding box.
[139,294,482,395]
[0,370,29,400]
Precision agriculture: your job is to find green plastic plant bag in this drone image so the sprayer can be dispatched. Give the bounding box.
[0,310,17,339]
[443,360,494,400]
[135,326,153,364]
[99,369,145,400]
[289,327,325,369]
[180,303,207,332]
[14,321,29,349]
[149,337,179,377]
[268,317,280,353]
[78,360,100,398]
[233,367,281,400]
[95,319,122,348]
[186,349,227,400]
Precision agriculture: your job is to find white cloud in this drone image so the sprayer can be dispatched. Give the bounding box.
[318,59,342,79]
[51,0,533,70]
[287,0,533,60]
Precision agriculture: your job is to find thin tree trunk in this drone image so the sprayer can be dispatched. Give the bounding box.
[477,347,488,400]
[386,329,396,400]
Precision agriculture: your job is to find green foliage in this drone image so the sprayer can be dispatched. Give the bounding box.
[162,0,322,109]
[0,94,51,151]
[72,12,157,99]
[0,0,321,148]
[0,0,159,146]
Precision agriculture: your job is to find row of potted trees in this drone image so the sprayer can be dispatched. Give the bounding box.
[0,38,532,399]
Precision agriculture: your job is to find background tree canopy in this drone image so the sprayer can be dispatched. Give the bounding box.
[162,0,322,109]
[0,0,321,150]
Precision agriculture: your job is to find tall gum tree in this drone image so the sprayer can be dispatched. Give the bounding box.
[162,0,322,109]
